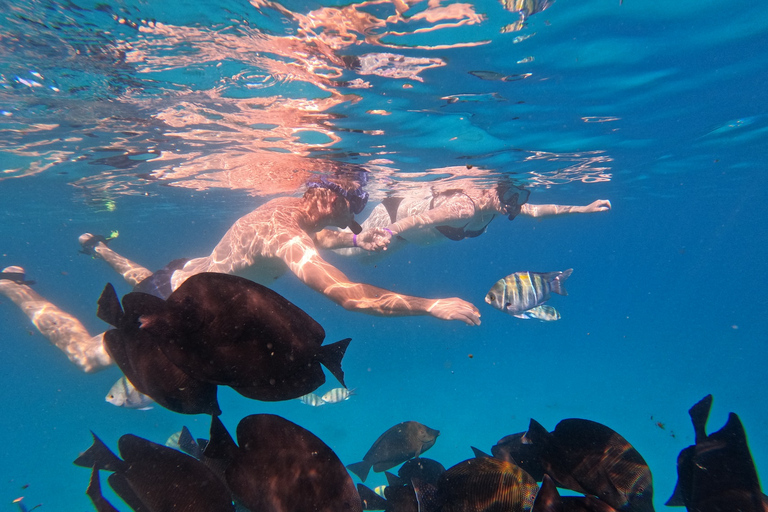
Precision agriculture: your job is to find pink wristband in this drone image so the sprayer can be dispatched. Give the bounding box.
[353,234,357,247]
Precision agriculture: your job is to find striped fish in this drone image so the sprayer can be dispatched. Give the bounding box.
[321,387,355,404]
[298,392,326,407]
[514,304,561,321]
[485,269,572,315]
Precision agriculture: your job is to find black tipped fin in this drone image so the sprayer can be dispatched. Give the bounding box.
[523,418,550,445]
[319,337,352,387]
[347,460,372,482]
[358,484,388,510]
[203,416,237,461]
[96,284,123,327]
[74,432,123,472]
[86,468,120,512]
[690,394,713,443]
[471,446,492,459]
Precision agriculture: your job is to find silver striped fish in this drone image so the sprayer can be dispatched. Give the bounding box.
[321,387,355,404]
[485,269,572,315]
[298,392,326,407]
[514,304,561,321]
[106,375,154,410]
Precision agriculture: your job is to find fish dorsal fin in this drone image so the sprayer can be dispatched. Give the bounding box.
[203,416,237,461]
[318,338,352,387]
[385,471,403,487]
[471,446,492,459]
[689,394,713,443]
[74,431,124,472]
[532,474,562,512]
[96,283,123,327]
[178,426,202,459]
[523,419,550,445]
[357,484,388,510]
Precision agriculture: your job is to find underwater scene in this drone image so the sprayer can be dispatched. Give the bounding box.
[1,0,767,510]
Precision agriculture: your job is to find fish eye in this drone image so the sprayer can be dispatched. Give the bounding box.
[488,293,495,301]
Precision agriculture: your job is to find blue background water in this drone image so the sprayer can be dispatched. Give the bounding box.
[1,0,767,510]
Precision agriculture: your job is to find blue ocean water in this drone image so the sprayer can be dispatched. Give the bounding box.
[1,0,767,510]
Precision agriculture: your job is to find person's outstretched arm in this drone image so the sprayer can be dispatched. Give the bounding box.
[520,199,611,218]
[276,233,481,325]
[313,227,391,251]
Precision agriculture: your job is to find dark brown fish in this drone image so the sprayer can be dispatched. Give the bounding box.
[492,431,547,480]
[204,414,362,512]
[74,431,234,512]
[97,283,221,415]
[348,422,440,482]
[134,272,352,401]
[435,456,539,512]
[532,475,621,512]
[667,395,768,512]
[522,418,654,512]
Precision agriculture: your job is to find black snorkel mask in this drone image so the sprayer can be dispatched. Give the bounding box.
[307,177,369,233]
[498,184,531,220]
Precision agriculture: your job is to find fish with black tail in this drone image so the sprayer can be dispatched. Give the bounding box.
[485,269,572,316]
[348,421,440,482]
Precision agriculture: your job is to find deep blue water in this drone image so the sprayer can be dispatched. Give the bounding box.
[1,0,767,510]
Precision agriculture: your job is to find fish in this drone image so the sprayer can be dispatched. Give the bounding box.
[514,304,561,321]
[203,414,362,512]
[134,272,352,402]
[347,421,440,482]
[485,269,572,316]
[667,395,768,512]
[322,387,355,404]
[97,283,221,416]
[435,456,539,512]
[165,426,204,459]
[74,431,234,512]
[522,418,654,512]
[492,432,546,481]
[299,392,326,406]
[105,376,154,410]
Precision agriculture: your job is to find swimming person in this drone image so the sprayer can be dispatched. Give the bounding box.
[316,180,611,257]
[0,176,481,373]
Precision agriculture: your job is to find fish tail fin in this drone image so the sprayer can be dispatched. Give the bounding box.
[74,431,123,472]
[347,460,372,482]
[319,337,352,387]
[96,283,123,327]
[549,268,573,296]
[86,468,120,512]
[689,394,713,443]
[358,484,388,510]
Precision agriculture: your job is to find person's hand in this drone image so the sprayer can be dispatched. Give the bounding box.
[582,199,611,213]
[427,298,481,326]
[356,228,392,252]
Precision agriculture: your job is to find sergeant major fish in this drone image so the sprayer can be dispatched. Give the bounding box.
[514,304,561,321]
[322,387,355,404]
[106,376,155,410]
[485,269,572,316]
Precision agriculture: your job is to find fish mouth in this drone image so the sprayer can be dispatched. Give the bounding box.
[484,295,492,304]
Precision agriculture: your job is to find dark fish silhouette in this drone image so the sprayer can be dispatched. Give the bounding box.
[130,272,352,401]
[492,431,547,481]
[522,418,654,512]
[667,394,768,512]
[204,414,362,512]
[348,421,440,482]
[74,431,234,512]
[97,283,221,415]
[435,456,539,512]
[357,459,445,512]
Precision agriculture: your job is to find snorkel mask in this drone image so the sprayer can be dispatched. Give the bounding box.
[307,176,369,233]
[498,183,531,220]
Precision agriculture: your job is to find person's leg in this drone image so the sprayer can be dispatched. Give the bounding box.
[0,266,112,373]
[79,233,153,287]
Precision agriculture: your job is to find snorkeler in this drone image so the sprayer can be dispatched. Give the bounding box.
[0,176,481,373]
[315,179,611,256]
